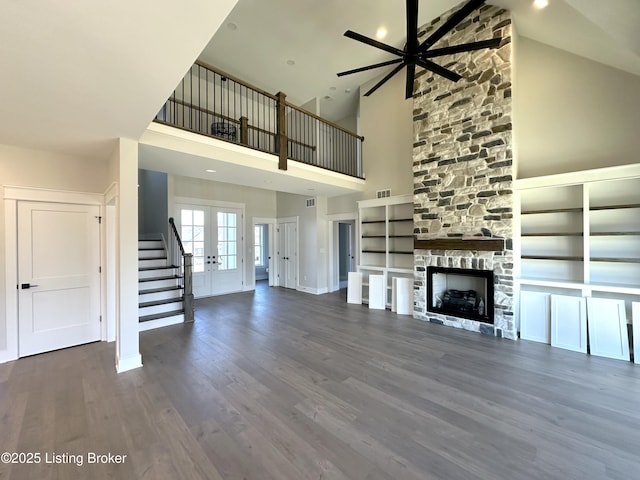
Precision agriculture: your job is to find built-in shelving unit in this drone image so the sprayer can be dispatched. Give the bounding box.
[515,165,640,361]
[358,194,414,308]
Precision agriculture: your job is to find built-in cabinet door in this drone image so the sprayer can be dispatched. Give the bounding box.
[587,297,630,361]
[277,222,297,289]
[519,291,551,344]
[633,302,640,365]
[179,205,244,298]
[551,295,587,353]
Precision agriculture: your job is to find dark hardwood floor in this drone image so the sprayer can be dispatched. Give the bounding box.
[1,282,640,479]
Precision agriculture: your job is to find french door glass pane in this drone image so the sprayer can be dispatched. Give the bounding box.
[217,212,237,271]
[181,208,205,273]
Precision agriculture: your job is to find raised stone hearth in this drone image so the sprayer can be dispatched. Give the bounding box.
[412,4,515,339]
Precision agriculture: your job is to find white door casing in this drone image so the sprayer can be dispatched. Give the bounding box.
[18,201,101,357]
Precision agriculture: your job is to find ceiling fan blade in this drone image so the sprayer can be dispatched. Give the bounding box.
[405,63,416,99]
[344,30,405,57]
[364,63,406,97]
[422,38,502,58]
[406,0,419,54]
[416,59,462,82]
[419,0,485,52]
[337,58,403,77]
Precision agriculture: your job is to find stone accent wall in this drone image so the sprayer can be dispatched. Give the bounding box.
[412,4,515,339]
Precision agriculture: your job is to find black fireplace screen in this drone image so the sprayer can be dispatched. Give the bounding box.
[427,266,494,324]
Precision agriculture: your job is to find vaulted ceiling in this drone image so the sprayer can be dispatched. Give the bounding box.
[202,0,640,121]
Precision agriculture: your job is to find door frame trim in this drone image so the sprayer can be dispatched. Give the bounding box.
[2,186,104,363]
[327,212,358,293]
[252,217,277,289]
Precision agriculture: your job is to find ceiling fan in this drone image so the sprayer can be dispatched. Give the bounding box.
[338,0,502,99]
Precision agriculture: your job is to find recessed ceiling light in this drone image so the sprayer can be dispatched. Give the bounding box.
[323,95,333,101]
[205,169,216,173]
[533,0,548,9]
[227,22,238,30]
[376,27,387,39]
[286,59,295,66]
[345,88,352,93]
[329,86,337,91]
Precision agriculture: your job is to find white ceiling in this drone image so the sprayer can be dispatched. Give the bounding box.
[0,0,237,159]
[201,0,640,122]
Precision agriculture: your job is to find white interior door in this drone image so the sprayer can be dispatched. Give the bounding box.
[18,201,101,357]
[179,205,243,298]
[277,222,297,289]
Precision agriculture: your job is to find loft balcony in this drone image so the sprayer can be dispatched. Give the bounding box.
[154,61,364,179]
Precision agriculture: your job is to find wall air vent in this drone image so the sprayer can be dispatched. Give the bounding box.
[376,189,391,199]
[306,198,316,208]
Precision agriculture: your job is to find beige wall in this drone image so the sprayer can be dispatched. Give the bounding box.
[514,38,640,178]
[359,71,415,198]
[327,70,415,216]
[276,191,323,292]
[0,143,110,355]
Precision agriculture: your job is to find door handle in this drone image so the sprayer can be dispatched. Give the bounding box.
[21,283,39,289]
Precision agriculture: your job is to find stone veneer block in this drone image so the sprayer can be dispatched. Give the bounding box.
[412,5,515,339]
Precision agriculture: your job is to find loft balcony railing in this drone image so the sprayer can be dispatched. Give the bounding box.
[155,61,364,179]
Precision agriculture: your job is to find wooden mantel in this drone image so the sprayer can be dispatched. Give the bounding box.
[414,237,505,252]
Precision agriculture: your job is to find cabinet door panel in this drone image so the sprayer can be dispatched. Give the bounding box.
[520,291,550,344]
[587,298,630,361]
[551,295,587,353]
[633,302,640,365]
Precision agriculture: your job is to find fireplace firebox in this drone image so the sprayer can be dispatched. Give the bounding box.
[427,266,494,324]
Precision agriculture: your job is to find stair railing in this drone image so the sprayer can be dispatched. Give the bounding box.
[169,217,194,322]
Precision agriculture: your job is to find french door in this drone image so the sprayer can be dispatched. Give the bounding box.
[179,204,244,298]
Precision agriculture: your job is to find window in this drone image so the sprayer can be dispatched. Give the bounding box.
[254,225,265,266]
[217,212,237,270]
[181,209,205,273]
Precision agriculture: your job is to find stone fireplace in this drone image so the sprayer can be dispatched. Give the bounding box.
[427,266,494,324]
[412,4,515,339]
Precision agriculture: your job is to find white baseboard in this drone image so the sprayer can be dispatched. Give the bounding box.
[0,349,17,364]
[116,353,143,373]
[297,286,329,295]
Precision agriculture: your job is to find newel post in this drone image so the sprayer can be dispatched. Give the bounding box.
[239,116,249,145]
[275,91,287,170]
[183,253,194,323]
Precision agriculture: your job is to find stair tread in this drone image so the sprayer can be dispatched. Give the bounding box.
[140,309,184,322]
[139,275,182,282]
[139,256,167,260]
[139,247,166,250]
[139,265,179,271]
[139,297,183,308]
[139,286,183,295]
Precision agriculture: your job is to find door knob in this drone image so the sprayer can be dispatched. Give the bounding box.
[21,283,39,289]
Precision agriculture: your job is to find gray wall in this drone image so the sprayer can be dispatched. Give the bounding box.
[138,169,168,238]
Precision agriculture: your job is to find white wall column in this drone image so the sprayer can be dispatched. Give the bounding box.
[115,138,142,372]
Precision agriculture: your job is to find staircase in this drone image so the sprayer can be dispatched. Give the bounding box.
[138,237,185,331]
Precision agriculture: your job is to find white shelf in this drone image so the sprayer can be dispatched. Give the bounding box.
[357,195,414,310]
